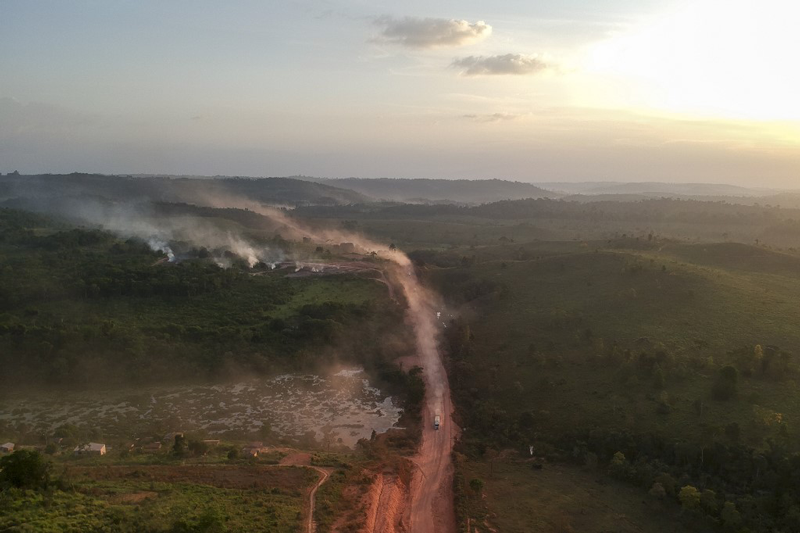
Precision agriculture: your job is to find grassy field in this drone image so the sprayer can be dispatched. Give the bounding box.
[0,464,315,532]
[455,457,713,533]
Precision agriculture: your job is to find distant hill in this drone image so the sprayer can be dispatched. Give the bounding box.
[0,173,369,206]
[297,177,560,204]
[536,181,776,197]
[752,193,800,209]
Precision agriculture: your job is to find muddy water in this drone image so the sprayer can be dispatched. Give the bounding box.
[0,368,401,447]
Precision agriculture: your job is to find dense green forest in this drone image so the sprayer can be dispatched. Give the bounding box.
[292,195,800,532]
[0,208,406,387]
[423,238,800,532]
[6,178,800,531]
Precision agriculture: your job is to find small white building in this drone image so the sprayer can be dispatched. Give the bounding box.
[0,442,14,453]
[74,442,106,455]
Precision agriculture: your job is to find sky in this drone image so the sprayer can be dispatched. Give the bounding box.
[1,0,799,186]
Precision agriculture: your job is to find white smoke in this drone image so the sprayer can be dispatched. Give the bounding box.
[146,237,175,262]
[49,198,285,268]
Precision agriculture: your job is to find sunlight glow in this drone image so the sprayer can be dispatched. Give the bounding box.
[584,0,800,120]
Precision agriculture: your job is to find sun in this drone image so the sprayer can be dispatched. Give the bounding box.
[583,0,800,121]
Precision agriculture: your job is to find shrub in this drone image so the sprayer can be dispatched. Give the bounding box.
[0,450,51,490]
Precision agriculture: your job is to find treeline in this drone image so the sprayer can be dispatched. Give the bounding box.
[298,197,800,226]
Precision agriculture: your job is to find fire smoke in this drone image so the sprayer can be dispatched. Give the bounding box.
[22,191,446,409]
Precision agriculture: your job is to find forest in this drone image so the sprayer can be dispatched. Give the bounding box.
[5,175,800,532]
[0,208,407,387]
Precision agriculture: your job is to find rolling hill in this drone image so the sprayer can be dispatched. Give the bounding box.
[297,177,560,204]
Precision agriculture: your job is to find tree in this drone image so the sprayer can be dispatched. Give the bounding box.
[469,478,484,494]
[0,450,51,490]
[721,501,742,530]
[188,439,209,457]
[679,485,701,513]
[609,451,629,479]
[754,344,764,373]
[725,422,740,443]
[649,482,666,499]
[699,424,720,464]
[700,489,718,513]
[172,435,187,457]
[654,472,677,496]
[258,419,273,440]
[321,425,339,450]
[712,365,738,400]
[652,365,665,390]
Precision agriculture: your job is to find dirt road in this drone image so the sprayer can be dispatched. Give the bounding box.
[408,379,457,533]
[391,266,458,533]
[307,466,330,533]
[263,258,458,532]
[278,451,331,533]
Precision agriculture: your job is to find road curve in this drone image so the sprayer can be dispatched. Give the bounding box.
[307,466,330,533]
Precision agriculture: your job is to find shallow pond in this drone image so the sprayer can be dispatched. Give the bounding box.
[0,368,402,447]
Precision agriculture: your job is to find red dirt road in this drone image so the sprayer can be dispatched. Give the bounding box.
[407,379,457,533]
[391,266,458,533]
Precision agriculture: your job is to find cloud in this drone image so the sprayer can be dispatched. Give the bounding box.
[462,113,520,123]
[452,54,553,76]
[374,16,491,48]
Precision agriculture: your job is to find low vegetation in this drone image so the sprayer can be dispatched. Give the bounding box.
[0,451,314,532]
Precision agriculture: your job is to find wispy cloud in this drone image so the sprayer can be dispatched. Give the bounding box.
[373,16,491,48]
[452,54,553,76]
[462,113,521,123]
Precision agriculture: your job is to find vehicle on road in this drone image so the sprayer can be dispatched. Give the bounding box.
[434,415,441,430]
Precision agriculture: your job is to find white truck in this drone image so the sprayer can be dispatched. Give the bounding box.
[434,415,441,430]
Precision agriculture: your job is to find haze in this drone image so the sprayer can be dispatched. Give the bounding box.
[2,0,799,185]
